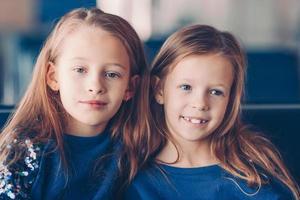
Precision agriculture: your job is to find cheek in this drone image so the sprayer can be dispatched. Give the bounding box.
[59,82,76,98]
[59,73,81,90]
[108,81,129,98]
[58,79,81,104]
[164,100,180,121]
[59,92,73,107]
[163,89,184,111]
[163,85,181,102]
[216,99,230,118]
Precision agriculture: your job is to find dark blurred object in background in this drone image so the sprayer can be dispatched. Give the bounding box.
[38,0,96,24]
[246,50,300,103]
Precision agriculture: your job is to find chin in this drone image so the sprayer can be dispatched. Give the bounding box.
[75,118,103,126]
[181,133,211,142]
[86,121,106,126]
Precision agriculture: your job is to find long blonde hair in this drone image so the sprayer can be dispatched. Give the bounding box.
[0,8,148,179]
[133,25,299,198]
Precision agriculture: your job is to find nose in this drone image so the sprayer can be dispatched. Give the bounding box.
[191,93,209,111]
[88,87,104,94]
[87,75,106,95]
[193,104,209,111]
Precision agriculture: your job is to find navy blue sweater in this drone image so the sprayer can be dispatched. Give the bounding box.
[31,130,120,200]
[124,164,294,200]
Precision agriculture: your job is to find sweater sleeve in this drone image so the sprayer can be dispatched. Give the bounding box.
[0,139,42,199]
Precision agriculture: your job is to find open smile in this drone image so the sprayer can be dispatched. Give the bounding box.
[181,116,209,124]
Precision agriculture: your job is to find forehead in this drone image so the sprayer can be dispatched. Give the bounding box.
[167,54,233,85]
[56,25,129,65]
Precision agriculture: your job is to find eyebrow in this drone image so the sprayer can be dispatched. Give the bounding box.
[71,57,126,69]
[181,79,230,88]
[213,84,229,88]
[104,63,126,69]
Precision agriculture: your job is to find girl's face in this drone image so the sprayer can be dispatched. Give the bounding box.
[156,54,233,147]
[47,25,134,136]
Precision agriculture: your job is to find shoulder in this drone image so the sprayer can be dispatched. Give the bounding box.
[124,164,165,199]
[220,171,294,200]
[130,163,162,183]
[265,177,295,199]
[0,138,44,199]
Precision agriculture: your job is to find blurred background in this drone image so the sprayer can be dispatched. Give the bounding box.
[0,0,299,183]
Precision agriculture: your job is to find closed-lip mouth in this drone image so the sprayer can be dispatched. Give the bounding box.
[79,100,107,105]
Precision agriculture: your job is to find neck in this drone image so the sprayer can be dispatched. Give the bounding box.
[65,117,107,137]
[157,138,219,168]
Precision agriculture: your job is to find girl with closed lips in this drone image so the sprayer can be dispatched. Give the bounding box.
[0,8,148,200]
[50,26,133,136]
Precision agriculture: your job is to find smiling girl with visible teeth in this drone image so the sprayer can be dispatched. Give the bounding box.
[124,25,300,199]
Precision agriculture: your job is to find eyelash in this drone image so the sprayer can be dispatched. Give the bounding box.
[179,84,192,91]
[209,89,224,96]
[105,72,121,79]
[73,66,86,73]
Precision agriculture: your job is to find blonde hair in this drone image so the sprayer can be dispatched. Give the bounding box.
[0,8,148,181]
[139,25,299,199]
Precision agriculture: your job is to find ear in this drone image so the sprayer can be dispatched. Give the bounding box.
[152,76,164,105]
[46,62,59,91]
[123,75,140,101]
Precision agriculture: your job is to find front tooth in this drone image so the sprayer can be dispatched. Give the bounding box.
[190,118,201,124]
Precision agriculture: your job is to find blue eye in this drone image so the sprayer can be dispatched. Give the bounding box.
[179,84,192,91]
[105,72,120,79]
[210,89,224,96]
[74,67,86,73]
